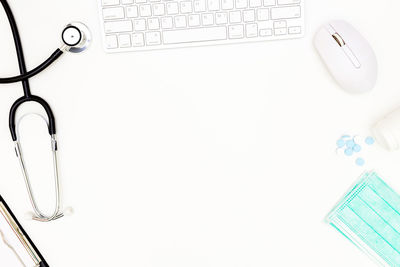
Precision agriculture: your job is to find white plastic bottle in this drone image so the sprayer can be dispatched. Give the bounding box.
[372,108,400,151]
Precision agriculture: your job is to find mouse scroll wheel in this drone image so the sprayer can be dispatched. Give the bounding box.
[332,33,346,47]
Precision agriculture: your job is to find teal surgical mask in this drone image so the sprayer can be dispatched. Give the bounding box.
[327,172,400,266]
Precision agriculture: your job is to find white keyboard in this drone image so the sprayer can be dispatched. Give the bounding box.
[98,0,304,52]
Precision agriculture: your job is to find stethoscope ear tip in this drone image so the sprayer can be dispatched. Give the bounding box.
[63,207,74,216]
[62,22,91,53]
[24,211,36,221]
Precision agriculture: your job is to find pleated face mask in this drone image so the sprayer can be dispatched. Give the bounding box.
[327,172,400,266]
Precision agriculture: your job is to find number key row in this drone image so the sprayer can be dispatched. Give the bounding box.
[103,0,297,20]
[102,0,300,6]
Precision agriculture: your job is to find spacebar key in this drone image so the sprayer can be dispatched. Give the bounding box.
[163,27,227,44]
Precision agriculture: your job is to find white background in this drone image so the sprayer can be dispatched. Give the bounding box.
[1,0,400,266]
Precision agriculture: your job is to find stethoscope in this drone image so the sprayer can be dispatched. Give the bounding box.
[0,0,91,222]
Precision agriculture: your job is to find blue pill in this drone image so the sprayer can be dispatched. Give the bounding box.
[353,144,362,152]
[346,140,355,148]
[356,158,365,166]
[336,139,345,148]
[344,148,353,156]
[365,136,375,145]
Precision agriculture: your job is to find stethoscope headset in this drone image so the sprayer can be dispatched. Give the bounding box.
[0,0,91,222]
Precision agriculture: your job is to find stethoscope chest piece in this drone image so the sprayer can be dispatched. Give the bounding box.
[62,22,91,53]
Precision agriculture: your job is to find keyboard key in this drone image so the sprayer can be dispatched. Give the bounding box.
[228,25,244,38]
[243,10,255,22]
[216,12,228,24]
[194,0,206,12]
[103,7,124,20]
[263,0,275,5]
[222,0,234,9]
[146,32,162,45]
[121,0,134,4]
[102,0,119,6]
[235,0,247,8]
[257,8,269,20]
[175,15,187,27]
[258,21,269,29]
[288,26,301,34]
[188,14,201,26]
[126,6,138,17]
[104,20,133,33]
[208,0,220,11]
[277,0,300,4]
[249,0,262,7]
[118,34,132,47]
[105,35,118,48]
[271,6,301,19]
[274,27,287,35]
[136,0,146,3]
[180,1,193,13]
[134,19,146,30]
[163,27,227,44]
[166,2,179,14]
[148,18,160,29]
[140,5,152,16]
[202,13,214,25]
[229,11,241,23]
[273,20,286,28]
[260,28,272,36]
[161,17,173,28]
[153,3,166,15]
[246,23,258,37]
[132,33,145,46]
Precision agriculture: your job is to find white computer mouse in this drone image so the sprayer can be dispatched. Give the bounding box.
[314,20,377,94]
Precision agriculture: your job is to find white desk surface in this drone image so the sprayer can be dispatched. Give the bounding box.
[1,0,400,266]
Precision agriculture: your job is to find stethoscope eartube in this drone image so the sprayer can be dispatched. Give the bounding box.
[0,0,91,222]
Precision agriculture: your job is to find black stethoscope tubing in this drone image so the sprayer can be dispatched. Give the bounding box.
[0,49,63,84]
[0,0,63,141]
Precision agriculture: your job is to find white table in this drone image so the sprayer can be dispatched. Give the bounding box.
[1,0,400,266]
